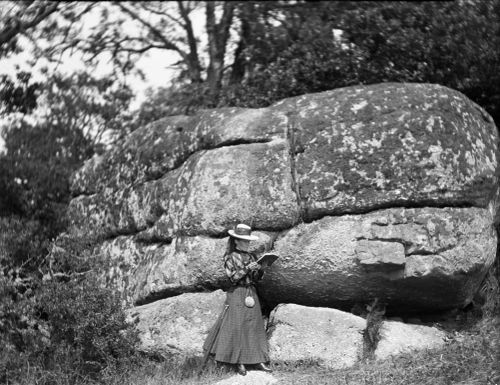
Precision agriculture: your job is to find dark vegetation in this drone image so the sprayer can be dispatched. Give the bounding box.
[0,1,499,383]
[361,299,386,361]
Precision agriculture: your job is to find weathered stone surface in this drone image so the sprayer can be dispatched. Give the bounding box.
[267,304,447,369]
[66,83,499,313]
[259,207,497,313]
[355,240,406,269]
[267,303,366,369]
[281,83,498,220]
[69,140,298,240]
[127,290,226,357]
[375,320,446,360]
[71,108,285,196]
[97,231,275,304]
[130,296,448,367]
[69,83,498,240]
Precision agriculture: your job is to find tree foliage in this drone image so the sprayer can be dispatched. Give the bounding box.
[0,0,61,57]
[3,1,498,123]
[0,71,40,114]
[218,1,500,125]
[1,72,133,215]
[123,1,500,129]
[0,71,134,293]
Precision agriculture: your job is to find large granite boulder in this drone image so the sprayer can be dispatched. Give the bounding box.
[98,231,274,304]
[288,84,498,220]
[127,290,226,358]
[69,140,298,241]
[67,82,499,312]
[129,299,446,367]
[267,303,366,369]
[374,320,446,360]
[259,206,496,312]
[267,304,446,369]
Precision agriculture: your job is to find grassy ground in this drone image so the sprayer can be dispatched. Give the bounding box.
[80,315,500,385]
[6,315,499,385]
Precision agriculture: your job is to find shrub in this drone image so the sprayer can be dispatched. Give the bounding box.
[36,276,139,374]
[476,254,500,317]
[0,231,139,384]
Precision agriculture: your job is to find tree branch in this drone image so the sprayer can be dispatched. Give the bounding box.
[113,1,188,60]
[139,2,184,27]
[117,44,166,54]
[0,1,60,48]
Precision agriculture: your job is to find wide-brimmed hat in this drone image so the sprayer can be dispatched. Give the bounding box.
[228,223,259,241]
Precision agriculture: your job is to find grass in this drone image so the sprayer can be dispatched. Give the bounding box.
[4,314,499,385]
[49,315,500,385]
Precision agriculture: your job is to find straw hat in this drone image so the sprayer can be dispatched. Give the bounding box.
[228,223,259,241]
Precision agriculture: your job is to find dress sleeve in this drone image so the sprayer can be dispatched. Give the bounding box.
[249,254,264,281]
[224,252,249,283]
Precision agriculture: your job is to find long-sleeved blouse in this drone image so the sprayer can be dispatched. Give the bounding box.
[224,250,263,285]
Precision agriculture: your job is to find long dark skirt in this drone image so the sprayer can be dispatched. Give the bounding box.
[203,285,269,364]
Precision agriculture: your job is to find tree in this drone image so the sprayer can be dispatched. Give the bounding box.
[0,72,40,114]
[29,1,238,107]
[3,1,499,122]
[0,70,133,276]
[0,0,61,56]
[218,1,500,126]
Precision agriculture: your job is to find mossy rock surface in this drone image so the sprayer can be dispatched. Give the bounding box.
[67,83,499,312]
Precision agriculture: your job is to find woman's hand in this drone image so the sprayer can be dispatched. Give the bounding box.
[247,261,260,271]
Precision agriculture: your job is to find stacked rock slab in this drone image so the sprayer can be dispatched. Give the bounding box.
[267,303,367,369]
[68,82,499,313]
[267,303,446,368]
[128,295,446,365]
[126,290,226,358]
[260,207,496,312]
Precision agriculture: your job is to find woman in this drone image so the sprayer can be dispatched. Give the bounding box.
[203,223,272,376]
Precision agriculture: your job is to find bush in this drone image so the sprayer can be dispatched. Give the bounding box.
[0,232,139,384]
[37,277,139,373]
[0,216,50,273]
[476,253,500,317]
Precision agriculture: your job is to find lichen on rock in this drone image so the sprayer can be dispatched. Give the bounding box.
[67,82,499,315]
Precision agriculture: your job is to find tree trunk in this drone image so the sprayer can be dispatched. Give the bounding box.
[206,2,235,104]
[177,1,203,84]
[230,2,256,85]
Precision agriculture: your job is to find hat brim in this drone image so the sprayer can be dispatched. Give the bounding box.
[228,229,259,241]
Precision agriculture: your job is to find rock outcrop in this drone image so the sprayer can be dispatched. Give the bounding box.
[129,298,446,368]
[374,320,446,360]
[97,231,274,304]
[68,82,499,313]
[127,290,226,358]
[267,304,366,369]
[268,304,446,369]
[260,206,496,312]
[267,304,446,368]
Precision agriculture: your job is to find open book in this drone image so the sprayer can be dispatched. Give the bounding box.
[256,252,279,266]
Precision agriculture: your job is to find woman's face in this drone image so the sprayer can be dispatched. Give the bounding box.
[235,238,250,251]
